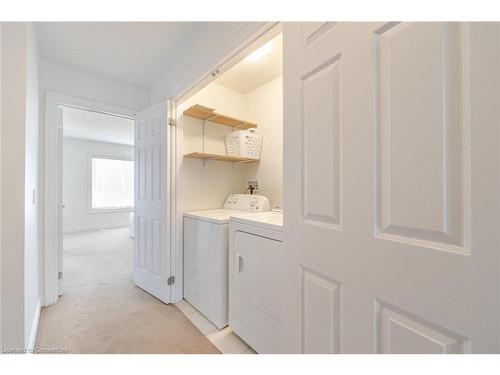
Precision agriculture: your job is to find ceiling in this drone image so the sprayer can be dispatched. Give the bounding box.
[215,34,282,94]
[63,107,134,146]
[36,22,251,89]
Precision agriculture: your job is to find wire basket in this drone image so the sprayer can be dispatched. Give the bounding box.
[225,129,263,160]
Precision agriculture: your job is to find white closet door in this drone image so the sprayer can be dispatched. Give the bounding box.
[283,22,500,353]
[134,101,172,303]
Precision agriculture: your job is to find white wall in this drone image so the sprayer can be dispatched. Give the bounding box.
[244,76,283,206]
[24,23,41,349]
[0,22,39,349]
[40,60,150,111]
[1,22,27,349]
[180,83,248,212]
[63,138,134,233]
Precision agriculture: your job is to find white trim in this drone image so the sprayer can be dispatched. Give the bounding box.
[27,297,41,352]
[169,99,183,303]
[88,208,134,214]
[63,135,134,147]
[88,153,134,161]
[43,92,136,306]
[169,22,282,304]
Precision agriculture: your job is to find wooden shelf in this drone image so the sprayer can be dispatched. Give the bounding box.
[184,152,259,164]
[183,104,258,164]
[183,104,257,130]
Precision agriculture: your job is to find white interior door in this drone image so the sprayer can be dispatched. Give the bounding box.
[284,22,500,353]
[134,101,172,303]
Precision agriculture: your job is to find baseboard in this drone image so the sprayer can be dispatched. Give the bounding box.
[27,297,41,353]
[63,224,129,234]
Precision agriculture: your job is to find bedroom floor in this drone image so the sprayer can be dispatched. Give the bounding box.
[35,227,220,354]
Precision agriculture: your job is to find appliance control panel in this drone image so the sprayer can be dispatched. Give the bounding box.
[223,194,270,212]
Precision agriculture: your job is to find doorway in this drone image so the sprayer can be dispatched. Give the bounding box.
[43,93,138,306]
[60,107,135,298]
[43,94,176,307]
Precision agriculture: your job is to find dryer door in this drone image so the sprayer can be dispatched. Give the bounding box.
[233,231,285,323]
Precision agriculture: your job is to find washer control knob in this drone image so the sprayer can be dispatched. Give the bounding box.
[250,197,258,207]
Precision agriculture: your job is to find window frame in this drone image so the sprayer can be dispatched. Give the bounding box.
[88,153,134,214]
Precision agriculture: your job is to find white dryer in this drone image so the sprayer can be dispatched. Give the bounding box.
[228,198,285,353]
[183,194,270,328]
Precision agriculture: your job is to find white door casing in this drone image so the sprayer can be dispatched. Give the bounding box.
[57,106,64,296]
[134,102,172,303]
[283,22,500,353]
[44,93,136,306]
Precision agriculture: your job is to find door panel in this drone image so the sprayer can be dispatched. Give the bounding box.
[301,54,342,228]
[134,102,171,303]
[301,269,341,353]
[376,301,469,354]
[299,22,338,48]
[375,22,466,250]
[284,22,500,353]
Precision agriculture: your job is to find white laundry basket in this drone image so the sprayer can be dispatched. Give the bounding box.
[225,129,263,160]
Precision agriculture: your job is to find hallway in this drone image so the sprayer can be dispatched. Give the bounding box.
[35,227,219,354]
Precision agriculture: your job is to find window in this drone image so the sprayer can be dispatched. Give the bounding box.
[91,156,134,211]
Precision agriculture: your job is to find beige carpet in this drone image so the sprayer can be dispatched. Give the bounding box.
[35,227,220,354]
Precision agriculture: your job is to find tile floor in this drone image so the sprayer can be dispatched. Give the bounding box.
[175,299,257,354]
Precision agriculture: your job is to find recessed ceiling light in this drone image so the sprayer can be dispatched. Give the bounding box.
[245,41,272,62]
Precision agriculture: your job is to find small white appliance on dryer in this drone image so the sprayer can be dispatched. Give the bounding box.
[228,197,285,353]
[184,194,270,328]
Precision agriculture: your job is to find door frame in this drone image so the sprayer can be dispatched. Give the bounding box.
[43,92,136,306]
[169,22,281,303]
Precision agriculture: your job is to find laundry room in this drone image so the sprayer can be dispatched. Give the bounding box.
[177,30,284,353]
[179,32,283,212]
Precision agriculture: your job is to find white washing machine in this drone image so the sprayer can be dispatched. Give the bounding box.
[228,198,285,353]
[183,194,270,328]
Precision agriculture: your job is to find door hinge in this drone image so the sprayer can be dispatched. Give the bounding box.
[168,117,176,127]
[58,271,63,280]
[167,276,175,285]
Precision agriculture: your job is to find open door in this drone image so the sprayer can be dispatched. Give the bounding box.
[284,22,500,353]
[134,101,172,303]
